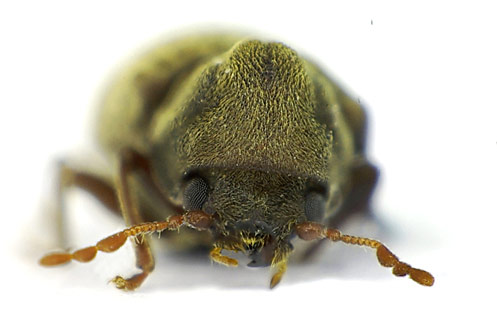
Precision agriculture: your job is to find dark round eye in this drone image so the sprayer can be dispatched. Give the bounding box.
[305,192,325,222]
[183,177,208,211]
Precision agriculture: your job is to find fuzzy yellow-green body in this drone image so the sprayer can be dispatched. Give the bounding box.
[41,33,436,290]
[96,34,369,265]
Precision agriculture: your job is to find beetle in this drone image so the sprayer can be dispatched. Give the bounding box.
[40,34,434,290]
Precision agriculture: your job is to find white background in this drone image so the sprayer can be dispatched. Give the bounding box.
[1,0,496,319]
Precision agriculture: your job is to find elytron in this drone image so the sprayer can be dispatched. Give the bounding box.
[40,34,434,290]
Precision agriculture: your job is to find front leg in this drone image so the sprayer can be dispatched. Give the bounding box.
[43,148,182,290]
[209,246,238,267]
[40,212,213,290]
[113,149,155,290]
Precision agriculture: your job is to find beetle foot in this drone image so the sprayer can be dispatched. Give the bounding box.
[209,247,239,267]
[110,272,148,291]
[269,260,287,289]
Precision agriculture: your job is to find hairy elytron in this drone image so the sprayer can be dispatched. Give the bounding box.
[40,34,434,290]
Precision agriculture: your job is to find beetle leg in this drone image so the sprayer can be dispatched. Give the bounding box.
[50,157,156,290]
[111,148,187,289]
[118,148,184,215]
[269,259,287,289]
[40,211,212,289]
[295,221,435,286]
[209,247,238,267]
[110,148,157,290]
[55,162,121,246]
[44,149,179,290]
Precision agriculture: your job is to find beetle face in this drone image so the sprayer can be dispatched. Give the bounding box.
[184,168,308,266]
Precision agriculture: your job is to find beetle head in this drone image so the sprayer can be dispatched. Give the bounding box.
[183,169,313,267]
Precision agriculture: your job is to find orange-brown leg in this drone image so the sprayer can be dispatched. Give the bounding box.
[56,162,121,246]
[110,148,156,290]
[107,148,184,290]
[54,160,151,290]
[40,211,213,286]
[52,149,180,290]
[209,247,239,267]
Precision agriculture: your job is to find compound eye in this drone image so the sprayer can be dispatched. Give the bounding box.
[183,177,209,211]
[305,192,325,222]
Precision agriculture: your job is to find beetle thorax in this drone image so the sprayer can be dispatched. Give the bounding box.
[176,40,333,181]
